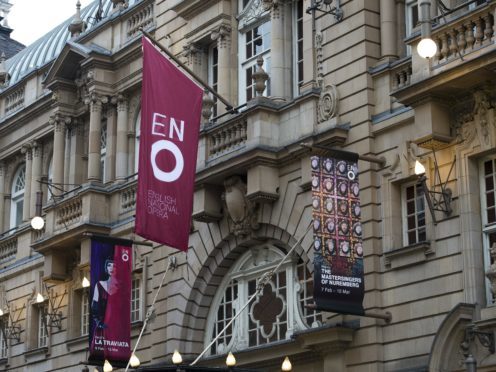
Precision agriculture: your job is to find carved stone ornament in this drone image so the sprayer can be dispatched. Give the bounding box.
[201,90,215,125]
[473,89,493,145]
[318,84,339,123]
[252,56,269,97]
[238,0,269,29]
[222,176,260,237]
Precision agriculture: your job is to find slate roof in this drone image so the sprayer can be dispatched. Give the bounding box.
[0,23,24,59]
[4,0,140,87]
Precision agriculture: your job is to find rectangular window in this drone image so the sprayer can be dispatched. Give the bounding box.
[131,277,141,323]
[294,0,304,92]
[405,0,419,37]
[100,122,107,182]
[38,304,48,348]
[481,158,496,304]
[208,45,218,118]
[239,20,271,103]
[0,319,7,359]
[402,182,426,245]
[81,291,90,336]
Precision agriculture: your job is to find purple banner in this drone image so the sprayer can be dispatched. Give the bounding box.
[89,239,132,365]
[311,154,364,315]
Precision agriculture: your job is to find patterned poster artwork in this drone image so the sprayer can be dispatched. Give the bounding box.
[311,154,364,315]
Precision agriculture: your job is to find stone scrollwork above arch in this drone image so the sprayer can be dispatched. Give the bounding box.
[318,84,339,124]
[238,0,269,30]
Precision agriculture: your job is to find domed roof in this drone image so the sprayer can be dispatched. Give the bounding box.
[5,0,140,87]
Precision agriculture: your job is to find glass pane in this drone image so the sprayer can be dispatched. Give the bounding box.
[488,208,496,224]
[16,200,23,227]
[487,192,495,208]
[406,185,414,199]
[408,231,416,245]
[407,215,416,229]
[407,201,415,214]
[418,229,426,242]
[486,176,494,192]
[485,160,493,175]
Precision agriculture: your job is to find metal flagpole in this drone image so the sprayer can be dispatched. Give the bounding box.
[190,222,313,366]
[124,257,177,372]
[140,29,236,113]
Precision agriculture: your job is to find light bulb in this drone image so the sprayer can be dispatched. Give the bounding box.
[172,349,182,365]
[417,37,437,59]
[281,356,292,371]
[30,216,45,230]
[415,160,426,175]
[82,277,90,288]
[36,293,44,303]
[0,309,3,316]
[103,359,113,372]
[130,353,140,367]
[226,351,236,367]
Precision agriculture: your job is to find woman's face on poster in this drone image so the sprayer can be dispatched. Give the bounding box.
[106,261,115,275]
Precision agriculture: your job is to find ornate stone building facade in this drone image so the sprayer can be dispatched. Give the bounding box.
[0,0,495,371]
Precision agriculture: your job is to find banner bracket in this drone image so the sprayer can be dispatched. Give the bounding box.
[82,232,154,247]
[140,28,237,114]
[306,304,392,323]
[300,143,387,167]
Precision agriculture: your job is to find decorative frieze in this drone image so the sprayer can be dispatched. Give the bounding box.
[126,2,154,40]
[5,84,25,115]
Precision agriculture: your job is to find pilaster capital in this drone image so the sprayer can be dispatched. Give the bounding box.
[0,161,5,177]
[84,92,108,111]
[111,93,128,112]
[183,43,204,66]
[31,141,42,158]
[49,113,71,133]
[262,0,285,17]
[21,143,32,160]
[211,24,232,48]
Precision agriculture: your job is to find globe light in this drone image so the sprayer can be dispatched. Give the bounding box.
[130,353,140,368]
[172,350,182,365]
[226,352,236,367]
[415,160,426,175]
[30,216,45,230]
[0,308,3,316]
[103,359,113,372]
[281,356,292,371]
[36,293,44,303]
[417,37,437,59]
[82,277,90,288]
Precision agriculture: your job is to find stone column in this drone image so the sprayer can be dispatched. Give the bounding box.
[30,142,42,217]
[396,0,406,57]
[106,98,118,183]
[211,24,232,114]
[68,119,85,186]
[183,43,204,77]
[86,93,107,182]
[0,162,5,232]
[267,0,286,99]
[380,0,397,59]
[115,95,129,181]
[21,144,32,221]
[49,114,69,197]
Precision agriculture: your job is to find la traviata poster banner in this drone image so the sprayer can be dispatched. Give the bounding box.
[311,154,365,315]
[89,238,132,365]
[135,36,203,251]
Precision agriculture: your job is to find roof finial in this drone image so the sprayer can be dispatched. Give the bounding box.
[68,0,86,38]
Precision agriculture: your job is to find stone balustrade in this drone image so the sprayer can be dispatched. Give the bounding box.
[55,198,82,228]
[120,183,137,213]
[126,2,154,40]
[391,60,412,90]
[5,85,25,115]
[0,236,17,263]
[207,118,248,160]
[432,3,495,65]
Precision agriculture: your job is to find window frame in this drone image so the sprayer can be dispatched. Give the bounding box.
[292,0,304,95]
[10,164,26,230]
[401,180,427,246]
[479,156,496,304]
[205,245,320,356]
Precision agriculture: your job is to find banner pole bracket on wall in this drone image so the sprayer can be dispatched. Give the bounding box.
[140,28,237,114]
[306,304,392,323]
[300,143,387,167]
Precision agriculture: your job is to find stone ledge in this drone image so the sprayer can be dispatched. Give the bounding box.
[384,241,433,270]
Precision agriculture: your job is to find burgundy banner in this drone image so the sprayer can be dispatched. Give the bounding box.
[136,36,203,251]
[89,238,132,365]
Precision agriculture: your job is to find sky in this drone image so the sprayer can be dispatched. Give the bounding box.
[8,0,94,46]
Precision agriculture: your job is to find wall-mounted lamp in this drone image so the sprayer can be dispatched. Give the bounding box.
[129,353,140,368]
[281,356,292,371]
[306,0,343,21]
[103,360,113,372]
[461,324,495,372]
[37,283,66,330]
[31,191,45,231]
[172,349,183,371]
[417,0,437,58]
[226,351,236,369]
[0,302,23,343]
[82,277,90,288]
[414,152,455,224]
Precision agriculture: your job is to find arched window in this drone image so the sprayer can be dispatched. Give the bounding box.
[10,164,26,229]
[134,110,141,175]
[205,245,321,355]
[100,122,107,182]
